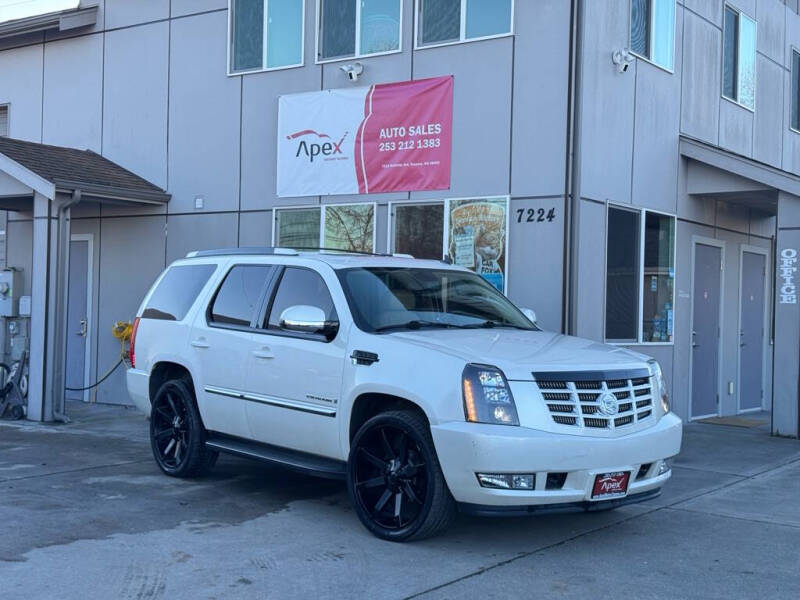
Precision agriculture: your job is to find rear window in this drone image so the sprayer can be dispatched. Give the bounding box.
[142,264,216,321]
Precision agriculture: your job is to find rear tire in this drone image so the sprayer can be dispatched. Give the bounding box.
[150,379,217,478]
[347,409,456,542]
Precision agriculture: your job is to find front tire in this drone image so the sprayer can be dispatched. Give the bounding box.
[150,379,217,478]
[347,410,456,542]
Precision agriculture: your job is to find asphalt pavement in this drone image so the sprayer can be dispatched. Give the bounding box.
[1,402,798,599]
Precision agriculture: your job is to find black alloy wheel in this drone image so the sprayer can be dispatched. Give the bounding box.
[348,410,456,541]
[150,379,217,478]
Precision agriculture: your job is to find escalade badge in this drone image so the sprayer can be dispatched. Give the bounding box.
[598,393,619,416]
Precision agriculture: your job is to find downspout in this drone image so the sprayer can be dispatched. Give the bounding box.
[51,189,81,422]
[563,0,584,336]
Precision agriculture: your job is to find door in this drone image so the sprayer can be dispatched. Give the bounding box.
[65,238,90,401]
[191,264,276,439]
[691,242,722,419]
[739,250,766,412]
[245,266,346,459]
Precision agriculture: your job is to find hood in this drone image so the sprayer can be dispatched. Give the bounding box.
[387,329,652,380]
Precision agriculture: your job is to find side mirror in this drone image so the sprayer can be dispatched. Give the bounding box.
[280,305,339,339]
[521,308,537,325]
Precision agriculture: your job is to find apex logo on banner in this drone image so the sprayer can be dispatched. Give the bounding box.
[277,76,454,197]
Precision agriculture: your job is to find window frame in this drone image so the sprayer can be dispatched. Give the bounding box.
[413,0,515,51]
[206,263,280,332]
[628,0,676,74]
[315,0,404,64]
[721,3,757,112]
[227,0,306,77]
[387,196,511,294]
[256,264,340,343]
[0,103,9,137]
[272,202,378,253]
[790,47,800,134]
[604,203,677,346]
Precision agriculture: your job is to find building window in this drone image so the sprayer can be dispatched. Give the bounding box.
[605,206,675,344]
[388,197,509,292]
[630,0,675,70]
[230,0,304,74]
[0,105,8,137]
[642,212,674,342]
[606,207,641,342]
[274,203,376,252]
[416,0,513,48]
[318,0,401,61]
[722,5,756,109]
[792,49,800,132]
[390,202,445,259]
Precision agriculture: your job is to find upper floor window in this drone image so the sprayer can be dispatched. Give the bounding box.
[416,0,513,48]
[630,0,675,71]
[318,0,402,62]
[792,49,800,132]
[0,105,8,137]
[722,5,756,110]
[229,0,304,74]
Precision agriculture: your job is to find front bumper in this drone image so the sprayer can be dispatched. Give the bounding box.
[431,413,682,506]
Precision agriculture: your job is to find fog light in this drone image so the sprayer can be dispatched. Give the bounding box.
[658,459,673,475]
[477,473,535,490]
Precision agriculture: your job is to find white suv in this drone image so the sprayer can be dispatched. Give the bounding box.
[127,248,682,541]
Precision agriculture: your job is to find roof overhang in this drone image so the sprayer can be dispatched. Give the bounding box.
[0,4,97,40]
[680,135,800,198]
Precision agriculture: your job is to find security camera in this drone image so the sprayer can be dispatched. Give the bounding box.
[612,48,635,73]
[340,62,364,81]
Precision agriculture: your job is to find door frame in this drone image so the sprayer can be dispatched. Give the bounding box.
[689,236,725,420]
[69,233,94,403]
[736,244,770,414]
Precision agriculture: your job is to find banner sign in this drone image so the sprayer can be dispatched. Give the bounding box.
[277,76,453,197]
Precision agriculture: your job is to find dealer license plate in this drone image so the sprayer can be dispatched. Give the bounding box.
[591,472,630,499]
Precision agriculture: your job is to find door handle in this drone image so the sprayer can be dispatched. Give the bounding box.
[191,338,210,349]
[739,331,746,347]
[75,318,87,337]
[252,347,274,359]
[691,330,699,348]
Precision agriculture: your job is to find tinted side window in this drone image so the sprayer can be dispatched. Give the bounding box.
[210,265,275,327]
[143,264,216,321]
[266,268,337,329]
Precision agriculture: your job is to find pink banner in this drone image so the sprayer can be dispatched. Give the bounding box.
[355,76,453,194]
[277,76,453,197]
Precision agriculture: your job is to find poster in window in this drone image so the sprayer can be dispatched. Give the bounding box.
[324,204,375,252]
[447,198,508,292]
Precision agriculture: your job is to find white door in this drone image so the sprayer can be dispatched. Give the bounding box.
[191,264,277,439]
[65,236,92,402]
[245,266,346,459]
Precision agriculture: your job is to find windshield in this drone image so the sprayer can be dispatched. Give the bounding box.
[337,267,537,333]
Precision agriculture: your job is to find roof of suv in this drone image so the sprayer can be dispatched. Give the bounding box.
[183,247,460,271]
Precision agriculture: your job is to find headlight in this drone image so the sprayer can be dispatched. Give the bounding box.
[462,364,519,426]
[649,360,670,414]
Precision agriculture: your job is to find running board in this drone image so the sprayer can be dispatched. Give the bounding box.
[206,434,347,480]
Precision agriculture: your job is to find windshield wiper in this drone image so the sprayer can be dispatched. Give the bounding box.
[462,320,532,330]
[374,320,458,333]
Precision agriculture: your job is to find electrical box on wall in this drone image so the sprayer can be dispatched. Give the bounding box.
[0,268,22,317]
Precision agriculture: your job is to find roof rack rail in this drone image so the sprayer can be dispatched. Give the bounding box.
[186,247,298,258]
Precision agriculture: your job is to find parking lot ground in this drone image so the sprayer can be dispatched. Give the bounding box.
[1,403,798,599]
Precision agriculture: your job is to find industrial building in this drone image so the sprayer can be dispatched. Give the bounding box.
[0,0,798,437]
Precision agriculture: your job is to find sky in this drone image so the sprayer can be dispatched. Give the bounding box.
[0,0,80,24]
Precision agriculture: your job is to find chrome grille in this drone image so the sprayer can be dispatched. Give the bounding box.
[534,371,654,430]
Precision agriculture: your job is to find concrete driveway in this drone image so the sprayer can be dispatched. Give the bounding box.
[1,403,798,599]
